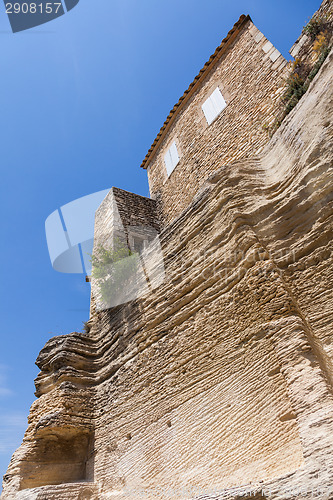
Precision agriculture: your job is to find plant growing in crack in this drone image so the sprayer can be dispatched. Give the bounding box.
[303,14,328,41]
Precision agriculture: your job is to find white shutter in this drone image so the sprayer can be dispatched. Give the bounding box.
[202,97,216,125]
[164,141,180,177]
[164,149,173,176]
[210,87,226,114]
[202,87,227,125]
[169,141,179,167]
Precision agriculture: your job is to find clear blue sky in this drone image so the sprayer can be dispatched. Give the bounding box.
[0,0,322,487]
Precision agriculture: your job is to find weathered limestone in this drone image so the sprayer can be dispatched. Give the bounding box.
[2,44,333,499]
[2,0,333,496]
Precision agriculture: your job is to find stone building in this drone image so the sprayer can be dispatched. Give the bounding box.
[141,14,287,226]
[1,2,333,499]
[91,14,290,312]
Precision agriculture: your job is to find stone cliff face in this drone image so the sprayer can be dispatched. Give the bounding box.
[2,41,333,500]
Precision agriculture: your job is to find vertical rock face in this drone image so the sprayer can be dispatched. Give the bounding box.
[2,12,333,500]
[2,49,332,500]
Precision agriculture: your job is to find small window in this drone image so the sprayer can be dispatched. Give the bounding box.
[202,87,227,125]
[164,141,180,177]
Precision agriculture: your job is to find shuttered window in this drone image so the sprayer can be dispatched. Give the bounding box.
[164,141,180,177]
[202,87,227,125]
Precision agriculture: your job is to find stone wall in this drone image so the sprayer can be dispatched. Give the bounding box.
[144,17,288,226]
[2,47,333,499]
[290,0,333,63]
[91,187,160,312]
[92,187,159,249]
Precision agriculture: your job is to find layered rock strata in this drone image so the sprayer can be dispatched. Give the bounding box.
[1,37,333,500]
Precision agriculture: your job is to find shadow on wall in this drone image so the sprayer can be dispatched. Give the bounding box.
[18,429,94,490]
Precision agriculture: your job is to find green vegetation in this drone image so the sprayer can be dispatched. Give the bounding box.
[90,239,139,307]
[273,14,331,126]
[283,42,330,113]
[264,23,331,139]
[281,29,331,123]
[303,15,326,41]
[308,41,331,81]
[282,67,308,116]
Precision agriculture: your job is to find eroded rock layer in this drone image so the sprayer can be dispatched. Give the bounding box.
[2,42,333,500]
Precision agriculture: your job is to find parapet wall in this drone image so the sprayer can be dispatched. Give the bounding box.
[291,0,333,63]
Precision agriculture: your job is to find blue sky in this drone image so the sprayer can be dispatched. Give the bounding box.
[0,0,322,487]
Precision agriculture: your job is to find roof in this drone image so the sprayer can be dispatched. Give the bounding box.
[140,14,252,170]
